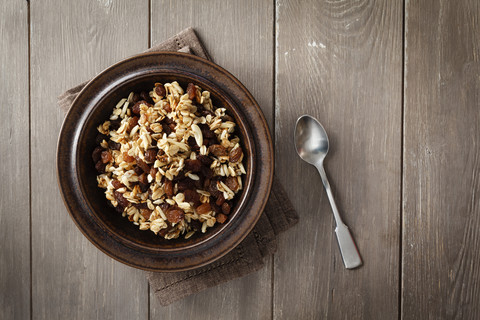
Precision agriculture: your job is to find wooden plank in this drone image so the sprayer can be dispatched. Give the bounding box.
[30,1,149,318]
[0,1,30,320]
[403,1,480,318]
[149,0,274,318]
[274,0,402,318]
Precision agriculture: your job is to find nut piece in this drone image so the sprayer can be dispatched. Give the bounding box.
[191,124,203,147]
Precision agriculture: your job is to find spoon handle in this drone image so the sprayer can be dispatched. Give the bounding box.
[316,164,362,269]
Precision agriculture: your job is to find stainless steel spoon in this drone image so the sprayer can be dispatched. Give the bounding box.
[294,115,362,269]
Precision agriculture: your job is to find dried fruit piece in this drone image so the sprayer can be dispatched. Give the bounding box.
[96,133,108,145]
[123,152,135,163]
[132,100,147,115]
[196,203,211,215]
[140,209,152,219]
[95,161,106,173]
[134,166,144,175]
[92,146,103,163]
[187,83,196,100]
[150,167,158,179]
[184,189,201,206]
[128,116,139,131]
[144,149,157,163]
[225,176,239,192]
[229,147,243,163]
[108,140,121,151]
[208,144,227,157]
[101,151,112,164]
[164,179,174,197]
[166,208,185,223]
[114,191,129,208]
[216,213,227,224]
[198,123,216,139]
[221,202,231,215]
[184,159,202,173]
[216,194,226,206]
[135,156,151,173]
[198,154,213,166]
[112,180,124,189]
[139,91,153,104]
[154,83,166,97]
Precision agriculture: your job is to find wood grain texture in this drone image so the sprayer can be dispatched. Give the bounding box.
[274,0,402,319]
[0,1,30,320]
[149,0,273,319]
[403,1,480,319]
[30,1,149,319]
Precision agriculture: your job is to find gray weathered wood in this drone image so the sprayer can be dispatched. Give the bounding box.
[30,1,149,319]
[274,0,402,318]
[402,1,480,319]
[149,0,274,319]
[0,1,30,320]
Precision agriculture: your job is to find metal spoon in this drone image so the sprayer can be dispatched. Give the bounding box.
[294,115,362,269]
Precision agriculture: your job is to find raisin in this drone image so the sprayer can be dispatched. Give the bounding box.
[229,147,243,163]
[144,149,157,163]
[201,110,215,117]
[159,227,169,237]
[123,152,135,163]
[101,151,112,164]
[208,180,222,198]
[198,154,213,166]
[216,194,226,206]
[95,134,108,145]
[140,209,152,219]
[108,140,121,151]
[112,180,124,189]
[176,178,195,192]
[187,83,196,100]
[162,123,172,135]
[211,202,221,214]
[110,119,121,130]
[140,91,153,104]
[164,179,174,197]
[134,166,144,175]
[209,144,227,157]
[221,202,231,215]
[216,213,227,224]
[150,167,158,179]
[135,156,151,173]
[131,92,140,103]
[154,83,166,97]
[221,115,234,122]
[187,136,197,147]
[166,208,185,224]
[133,202,148,209]
[159,203,170,212]
[114,191,130,208]
[164,103,172,113]
[196,203,212,215]
[128,116,139,131]
[138,173,148,185]
[199,123,216,139]
[225,176,239,192]
[115,205,124,213]
[92,146,103,163]
[132,100,148,115]
[95,161,106,173]
[184,159,202,173]
[200,165,214,179]
[190,219,202,231]
[184,189,201,206]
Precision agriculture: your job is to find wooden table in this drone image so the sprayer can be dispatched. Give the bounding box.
[2,0,479,319]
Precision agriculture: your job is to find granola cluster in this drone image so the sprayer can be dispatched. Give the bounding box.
[92,81,245,239]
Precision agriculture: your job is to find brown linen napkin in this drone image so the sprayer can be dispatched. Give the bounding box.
[58,27,298,306]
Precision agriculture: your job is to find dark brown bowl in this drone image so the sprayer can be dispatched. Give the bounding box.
[56,52,273,272]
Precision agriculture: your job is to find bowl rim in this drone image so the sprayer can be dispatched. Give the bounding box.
[56,51,273,271]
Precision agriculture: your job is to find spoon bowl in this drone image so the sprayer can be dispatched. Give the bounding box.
[294,115,329,165]
[294,114,362,269]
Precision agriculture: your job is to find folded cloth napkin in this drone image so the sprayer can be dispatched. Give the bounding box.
[58,27,298,306]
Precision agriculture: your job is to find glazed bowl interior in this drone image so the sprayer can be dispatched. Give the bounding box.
[77,74,254,250]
